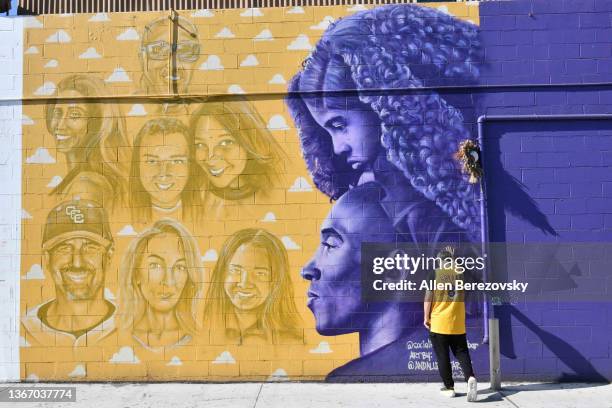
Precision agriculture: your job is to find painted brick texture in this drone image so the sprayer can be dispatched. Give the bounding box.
[480,0,612,381]
[0,0,609,383]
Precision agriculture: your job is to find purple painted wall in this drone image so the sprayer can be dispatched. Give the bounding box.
[479,0,612,381]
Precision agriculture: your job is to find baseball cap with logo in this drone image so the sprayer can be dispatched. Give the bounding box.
[42,199,113,251]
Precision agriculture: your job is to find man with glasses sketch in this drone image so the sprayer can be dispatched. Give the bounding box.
[138,15,201,114]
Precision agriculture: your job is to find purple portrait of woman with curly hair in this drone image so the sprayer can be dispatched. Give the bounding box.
[286,4,482,239]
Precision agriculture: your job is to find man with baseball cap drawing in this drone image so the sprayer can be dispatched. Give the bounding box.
[22,199,116,346]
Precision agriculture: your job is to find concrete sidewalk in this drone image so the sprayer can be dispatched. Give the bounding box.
[0,382,610,408]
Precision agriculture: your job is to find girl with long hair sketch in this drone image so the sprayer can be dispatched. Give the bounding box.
[118,219,204,351]
[203,228,302,345]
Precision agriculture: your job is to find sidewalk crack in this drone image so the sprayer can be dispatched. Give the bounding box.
[252,383,264,408]
[499,390,521,408]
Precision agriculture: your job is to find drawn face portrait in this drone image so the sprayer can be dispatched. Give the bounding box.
[137,233,189,313]
[49,89,89,154]
[138,131,189,209]
[306,101,381,172]
[47,237,108,300]
[141,20,200,94]
[194,115,247,190]
[301,190,395,335]
[224,243,272,311]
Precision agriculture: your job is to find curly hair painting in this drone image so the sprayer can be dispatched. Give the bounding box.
[286,4,483,237]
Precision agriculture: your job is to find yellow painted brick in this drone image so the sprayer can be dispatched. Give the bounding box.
[303,359,335,376]
[146,361,183,379]
[209,361,240,377]
[73,346,104,362]
[265,22,302,38]
[224,39,255,54]
[199,39,225,55]
[113,13,144,28]
[220,9,248,25]
[90,361,148,379]
[223,69,254,84]
[234,23,264,39]
[193,69,222,87]
[42,14,76,29]
[268,51,309,69]
[27,28,65,45]
[285,191,317,204]
[24,362,57,379]
[52,347,77,362]
[22,75,45,98]
[21,347,44,363]
[176,361,210,378]
[41,285,56,301]
[445,3,471,18]
[239,52,270,67]
[239,360,272,376]
[13,4,378,383]
[163,346,197,363]
[270,360,304,377]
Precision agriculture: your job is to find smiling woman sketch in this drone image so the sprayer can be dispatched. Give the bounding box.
[202,228,302,345]
[189,100,286,204]
[129,117,203,223]
[45,74,130,208]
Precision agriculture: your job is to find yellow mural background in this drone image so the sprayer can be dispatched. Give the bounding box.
[20,3,479,381]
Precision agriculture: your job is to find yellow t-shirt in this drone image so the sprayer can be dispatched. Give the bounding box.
[430,267,466,335]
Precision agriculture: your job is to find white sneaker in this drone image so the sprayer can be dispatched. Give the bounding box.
[467,376,477,402]
[440,387,455,398]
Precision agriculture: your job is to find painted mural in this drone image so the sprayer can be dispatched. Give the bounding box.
[19,3,486,381]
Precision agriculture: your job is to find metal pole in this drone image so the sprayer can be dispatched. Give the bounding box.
[170,8,178,96]
[477,116,490,345]
[489,318,501,390]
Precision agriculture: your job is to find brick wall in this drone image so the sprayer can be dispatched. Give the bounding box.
[0,16,22,382]
[479,0,612,381]
[0,0,609,382]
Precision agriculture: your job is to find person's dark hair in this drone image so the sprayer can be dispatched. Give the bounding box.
[129,117,202,223]
[286,4,482,236]
[189,99,286,200]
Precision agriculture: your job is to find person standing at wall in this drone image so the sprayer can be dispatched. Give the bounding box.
[424,246,478,401]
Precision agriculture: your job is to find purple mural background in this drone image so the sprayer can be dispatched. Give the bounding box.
[287,3,489,382]
[288,0,612,382]
[480,0,612,381]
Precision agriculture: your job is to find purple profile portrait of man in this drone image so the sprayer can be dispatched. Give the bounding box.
[302,182,477,381]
